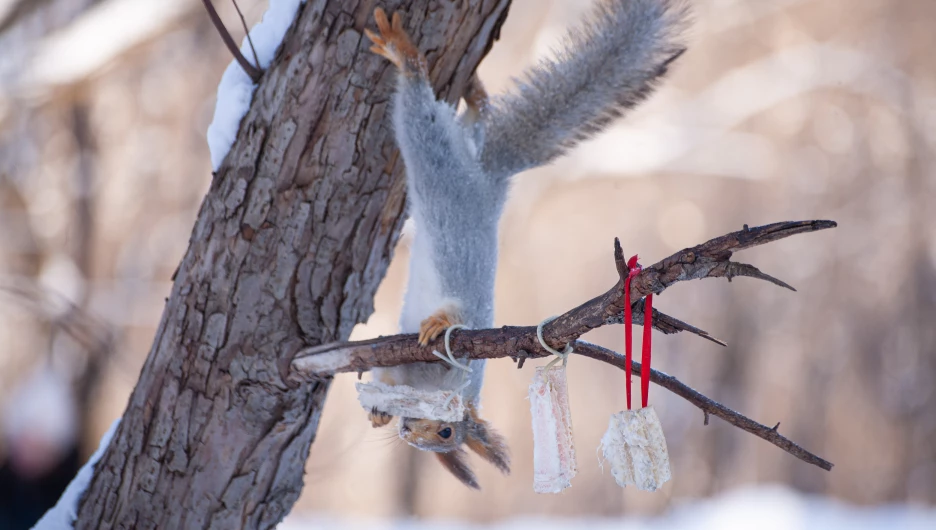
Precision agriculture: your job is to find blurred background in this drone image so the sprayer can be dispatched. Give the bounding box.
[0,0,934,528]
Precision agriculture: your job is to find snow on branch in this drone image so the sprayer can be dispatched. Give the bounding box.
[290,220,837,471]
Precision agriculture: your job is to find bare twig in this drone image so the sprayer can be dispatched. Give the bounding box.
[573,341,833,471]
[202,0,263,83]
[290,220,837,470]
[231,0,261,70]
[0,281,113,355]
[544,220,837,350]
[611,237,727,345]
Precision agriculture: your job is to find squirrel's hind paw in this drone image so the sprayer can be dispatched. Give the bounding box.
[365,8,426,75]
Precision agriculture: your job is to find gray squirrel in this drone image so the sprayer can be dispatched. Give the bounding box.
[365,0,688,489]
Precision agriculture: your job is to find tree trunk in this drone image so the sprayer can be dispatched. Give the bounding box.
[75,1,510,528]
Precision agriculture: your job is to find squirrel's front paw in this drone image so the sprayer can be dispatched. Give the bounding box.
[418,305,464,346]
[369,407,394,428]
[364,8,426,75]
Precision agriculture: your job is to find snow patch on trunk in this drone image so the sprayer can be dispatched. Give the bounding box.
[206,0,304,170]
[32,418,121,530]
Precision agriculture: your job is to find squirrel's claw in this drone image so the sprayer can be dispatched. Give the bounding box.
[363,28,384,49]
[365,8,401,67]
[375,7,392,35]
[368,407,394,428]
[391,11,404,33]
[365,8,426,75]
[418,305,464,346]
[364,28,396,67]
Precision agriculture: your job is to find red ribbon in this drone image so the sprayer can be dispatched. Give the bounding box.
[623,254,653,409]
[641,292,653,408]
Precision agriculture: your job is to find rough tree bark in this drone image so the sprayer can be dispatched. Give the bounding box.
[75,1,511,528]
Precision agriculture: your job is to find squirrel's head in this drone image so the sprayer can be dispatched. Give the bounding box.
[399,407,510,489]
[399,417,463,451]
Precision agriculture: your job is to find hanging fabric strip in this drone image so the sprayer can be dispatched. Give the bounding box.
[530,316,577,493]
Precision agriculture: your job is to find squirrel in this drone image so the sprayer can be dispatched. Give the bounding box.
[364,0,688,489]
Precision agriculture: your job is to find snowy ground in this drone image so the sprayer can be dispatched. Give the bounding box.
[26,418,934,530]
[280,485,936,530]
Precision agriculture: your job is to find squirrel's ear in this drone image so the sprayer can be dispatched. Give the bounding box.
[465,415,511,475]
[436,449,479,489]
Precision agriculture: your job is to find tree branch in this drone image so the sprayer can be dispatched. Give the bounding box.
[291,220,836,471]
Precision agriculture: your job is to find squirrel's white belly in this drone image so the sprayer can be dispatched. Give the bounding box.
[399,220,444,334]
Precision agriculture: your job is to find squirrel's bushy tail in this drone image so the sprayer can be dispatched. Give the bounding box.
[479,0,689,179]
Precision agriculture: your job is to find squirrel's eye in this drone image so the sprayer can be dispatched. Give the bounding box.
[438,427,452,439]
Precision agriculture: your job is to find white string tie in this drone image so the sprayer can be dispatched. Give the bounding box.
[537,316,573,369]
[442,376,473,409]
[431,323,473,372]
[429,323,473,409]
